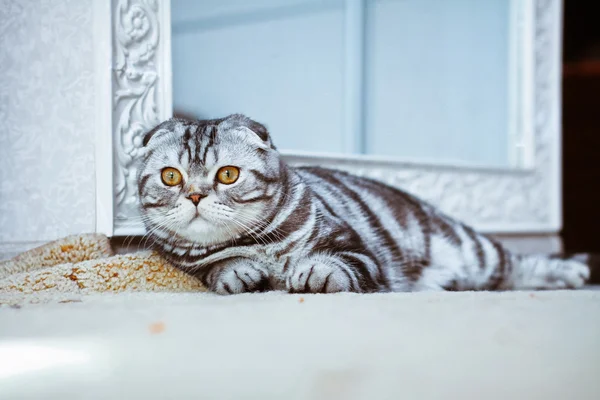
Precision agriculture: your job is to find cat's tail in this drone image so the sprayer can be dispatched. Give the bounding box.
[503,252,596,290]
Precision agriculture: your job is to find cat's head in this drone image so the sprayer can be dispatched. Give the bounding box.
[137,114,285,246]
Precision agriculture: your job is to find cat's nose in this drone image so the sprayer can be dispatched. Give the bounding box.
[186,192,206,206]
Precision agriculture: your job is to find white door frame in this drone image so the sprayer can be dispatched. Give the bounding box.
[93,0,564,238]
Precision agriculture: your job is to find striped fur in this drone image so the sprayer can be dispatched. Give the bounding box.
[137,114,591,294]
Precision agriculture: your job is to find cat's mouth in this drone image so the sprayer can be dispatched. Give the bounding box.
[190,209,212,224]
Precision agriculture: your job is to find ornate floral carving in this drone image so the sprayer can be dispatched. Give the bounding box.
[113,0,160,221]
[111,0,560,234]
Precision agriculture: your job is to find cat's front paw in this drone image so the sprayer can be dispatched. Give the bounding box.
[212,262,270,295]
[287,258,354,293]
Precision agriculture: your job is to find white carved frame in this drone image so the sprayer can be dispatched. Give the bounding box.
[95,0,563,238]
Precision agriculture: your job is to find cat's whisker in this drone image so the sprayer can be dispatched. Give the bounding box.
[227,217,268,247]
[234,212,287,244]
[140,213,181,249]
[120,213,162,252]
[202,205,275,246]
[233,210,284,241]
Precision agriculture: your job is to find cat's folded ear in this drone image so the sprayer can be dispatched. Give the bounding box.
[143,120,175,147]
[221,114,276,149]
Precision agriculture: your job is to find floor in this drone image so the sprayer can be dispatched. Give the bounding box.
[0,290,599,399]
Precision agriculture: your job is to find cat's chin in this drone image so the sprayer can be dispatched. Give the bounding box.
[180,217,239,246]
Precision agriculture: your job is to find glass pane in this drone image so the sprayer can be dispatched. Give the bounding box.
[365,0,514,167]
[171,0,347,153]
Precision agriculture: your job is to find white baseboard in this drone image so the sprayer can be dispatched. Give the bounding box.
[492,234,561,255]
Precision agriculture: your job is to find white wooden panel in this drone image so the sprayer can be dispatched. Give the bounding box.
[171,0,347,153]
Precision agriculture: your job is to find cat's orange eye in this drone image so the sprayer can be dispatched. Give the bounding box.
[216,166,240,185]
[161,167,182,186]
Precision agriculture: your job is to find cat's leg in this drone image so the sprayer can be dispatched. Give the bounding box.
[503,255,590,290]
[417,229,591,291]
[198,258,271,295]
[285,252,383,293]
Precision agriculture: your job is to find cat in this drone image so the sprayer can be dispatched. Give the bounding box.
[137,114,591,294]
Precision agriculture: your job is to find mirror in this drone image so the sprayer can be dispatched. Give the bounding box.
[171,0,528,169]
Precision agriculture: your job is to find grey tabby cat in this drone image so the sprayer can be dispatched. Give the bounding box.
[137,114,591,294]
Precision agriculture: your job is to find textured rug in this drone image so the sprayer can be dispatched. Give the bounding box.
[0,234,205,305]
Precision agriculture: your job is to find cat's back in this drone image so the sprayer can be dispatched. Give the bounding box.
[295,166,410,202]
[293,166,458,272]
[293,166,426,226]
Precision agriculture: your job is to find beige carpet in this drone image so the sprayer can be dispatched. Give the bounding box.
[0,290,599,399]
